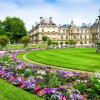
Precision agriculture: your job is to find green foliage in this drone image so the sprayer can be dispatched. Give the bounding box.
[96,42,100,53]
[65,40,69,44]
[55,42,59,46]
[3,17,27,43]
[0,55,16,67]
[86,77,100,99]
[0,35,9,49]
[74,82,87,94]
[60,41,63,46]
[0,20,5,35]
[42,72,61,88]
[42,36,48,43]
[68,40,76,47]
[74,77,100,99]
[49,74,61,88]
[24,68,33,77]
[47,39,52,46]
[21,36,30,48]
[47,39,52,47]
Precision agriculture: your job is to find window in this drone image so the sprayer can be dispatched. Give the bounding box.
[80,35,82,39]
[66,36,68,39]
[63,30,65,33]
[61,35,63,39]
[74,36,76,39]
[89,41,91,44]
[85,35,86,39]
[42,29,44,32]
[85,41,87,44]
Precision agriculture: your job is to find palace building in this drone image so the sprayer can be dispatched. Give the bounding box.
[29,11,100,47]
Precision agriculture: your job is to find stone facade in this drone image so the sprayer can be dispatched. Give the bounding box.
[29,13,100,47]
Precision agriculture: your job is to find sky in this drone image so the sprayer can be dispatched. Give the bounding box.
[0,0,100,30]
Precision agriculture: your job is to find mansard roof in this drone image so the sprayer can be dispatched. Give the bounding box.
[39,17,56,26]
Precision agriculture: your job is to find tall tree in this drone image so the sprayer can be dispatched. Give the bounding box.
[0,20,5,35]
[3,17,27,43]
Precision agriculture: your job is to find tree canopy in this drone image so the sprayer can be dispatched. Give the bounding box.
[2,17,27,43]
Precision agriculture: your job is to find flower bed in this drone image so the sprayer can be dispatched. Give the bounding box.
[0,49,100,100]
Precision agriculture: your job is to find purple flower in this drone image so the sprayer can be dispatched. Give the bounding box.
[44,88,57,94]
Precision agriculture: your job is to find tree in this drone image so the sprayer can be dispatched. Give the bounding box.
[47,39,52,48]
[60,41,63,47]
[80,41,83,47]
[0,35,9,50]
[55,42,59,48]
[96,42,100,53]
[52,41,56,48]
[69,40,76,47]
[42,36,48,44]
[42,36,48,48]
[65,40,70,47]
[3,17,27,43]
[0,20,5,35]
[21,36,30,48]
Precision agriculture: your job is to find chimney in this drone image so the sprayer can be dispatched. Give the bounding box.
[71,21,74,24]
[40,17,43,22]
[35,22,38,26]
[49,17,52,21]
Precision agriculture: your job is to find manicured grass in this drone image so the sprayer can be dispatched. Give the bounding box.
[0,79,43,100]
[6,44,44,50]
[17,48,100,72]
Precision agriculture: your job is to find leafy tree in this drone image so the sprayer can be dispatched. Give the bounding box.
[0,35,9,49]
[3,17,27,43]
[42,36,48,44]
[55,42,59,48]
[21,36,30,48]
[80,41,83,47]
[47,39,52,48]
[65,40,70,47]
[0,20,5,35]
[60,41,63,47]
[96,42,100,53]
[52,41,56,48]
[69,40,76,47]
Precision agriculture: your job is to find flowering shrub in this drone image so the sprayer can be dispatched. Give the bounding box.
[0,50,99,100]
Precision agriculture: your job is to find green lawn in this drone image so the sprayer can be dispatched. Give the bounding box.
[5,44,44,50]
[0,79,43,100]
[17,48,100,72]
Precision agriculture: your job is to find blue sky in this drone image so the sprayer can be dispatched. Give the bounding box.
[0,0,100,30]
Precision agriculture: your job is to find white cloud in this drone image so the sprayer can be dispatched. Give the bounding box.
[0,0,99,30]
[58,0,94,4]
